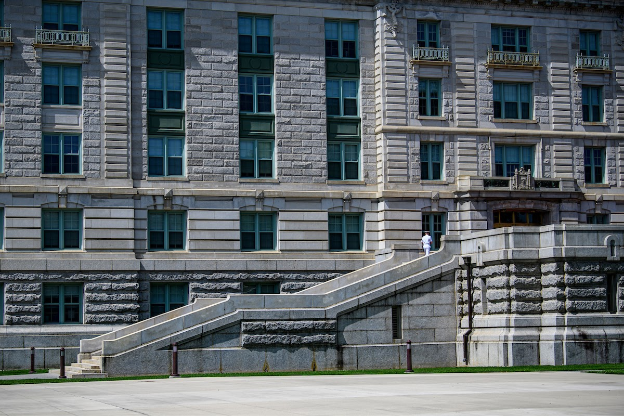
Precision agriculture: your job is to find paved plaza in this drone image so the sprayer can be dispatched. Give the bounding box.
[0,372,622,415]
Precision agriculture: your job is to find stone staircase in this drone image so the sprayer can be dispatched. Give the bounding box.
[49,353,107,379]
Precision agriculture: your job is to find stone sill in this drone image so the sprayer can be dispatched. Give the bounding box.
[33,43,92,51]
[146,176,189,181]
[581,122,608,127]
[410,59,451,66]
[326,180,366,185]
[418,115,446,121]
[41,174,85,179]
[41,104,82,111]
[238,178,279,183]
[492,118,538,124]
[420,180,447,185]
[574,67,612,74]
[485,64,542,70]
[585,184,610,188]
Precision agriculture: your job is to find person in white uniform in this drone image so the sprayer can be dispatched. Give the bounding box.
[421,231,433,256]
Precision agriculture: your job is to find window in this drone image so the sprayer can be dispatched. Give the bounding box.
[580,31,600,56]
[582,85,602,123]
[419,79,441,116]
[43,2,80,31]
[391,306,402,339]
[240,212,276,251]
[420,143,442,181]
[495,145,533,177]
[327,79,358,116]
[587,214,609,224]
[491,26,529,52]
[148,211,185,250]
[422,213,445,251]
[240,139,273,178]
[42,133,80,174]
[148,70,183,110]
[238,15,271,54]
[584,147,604,184]
[494,82,531,120]
[242,282,280,294]
[417,21,439,48]
[494,210,543,228]
[239,75,272,114]
[42,210,81,250]
[328,213,362,251]
[147,9,183,49]
[43,64,81,105]
[328,141,359,180]
[325,20,357,58]
[150,283,188,317]
[606,275,618,314]
[148,137,184,177]
[43,284,82,324]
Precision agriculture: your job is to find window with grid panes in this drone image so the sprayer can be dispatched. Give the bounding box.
[422,213,445,251]
[327,79,358,117]
[420,143,442,181]
[43,133,80,174]
[240,212,276,251]
[582,85,602,122]
[242,282,280,294]
[147,9,183,49]
[43,64,81,105]
[42,210,81,250]
[328,213,362,251]
[148,70,183,110]
[148,137,184,177]
[43,2,80,31]
[587,214,609,224]
[325,20,357,58]
[150,283,188,317]
[417,21,439,48]
[494,82,531,120]
[239,75,272,114]
[584,147,604,184]
[148,211,185,250]
[328,141,359,180]
[238,15,271,54]
[43,284,82,324]
[419,79,440,116]
[491,26,529,52]
[240,139,273,178]
[495,145,533,177]
[580,31,600,56]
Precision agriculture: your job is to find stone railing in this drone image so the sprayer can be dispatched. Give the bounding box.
[35,28,90,47]
[575,54,610,71]
[486,49,540,67]
[0,27,11,43]
[412,45,449,62]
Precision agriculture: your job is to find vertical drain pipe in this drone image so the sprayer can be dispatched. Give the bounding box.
[462,256,473,364]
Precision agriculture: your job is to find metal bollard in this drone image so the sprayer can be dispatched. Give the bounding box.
[405,340,413,373]
[59,347,66,379]
[170,342,180,378]
[29,347,35,374]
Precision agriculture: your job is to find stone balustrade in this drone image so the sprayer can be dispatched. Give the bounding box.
[486,49,540,67]
[575,53,610,70]
[412,45,450,62]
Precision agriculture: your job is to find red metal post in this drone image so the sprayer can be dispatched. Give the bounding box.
[59,347,66,379]
[29,347,35,374]
[170,342,180,378]
[405,340,413,373]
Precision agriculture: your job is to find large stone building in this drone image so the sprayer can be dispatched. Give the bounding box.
[0,0,623,374]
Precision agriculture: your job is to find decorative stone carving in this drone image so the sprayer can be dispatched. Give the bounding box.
[511,168,534,190]
[379,0,404,38]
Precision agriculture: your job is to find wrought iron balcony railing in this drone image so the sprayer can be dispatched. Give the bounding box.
[35,28,90,47]
[486,49,540,67]
[412,45,449,62]
[575,54,610,71]
[0,27,11,43]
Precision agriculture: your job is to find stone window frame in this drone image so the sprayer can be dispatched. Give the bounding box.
[328,140,360,181]
[416,20,440,48]
[583,146,605,184]
[325,20,358,59]
[147,8,184,50]
[422,211,446,251]
[579,30,600,56]
[42,132,81,175]
[240,211,277,252]
[239,138,274,179]
[42,1,81,31]
[582,85,603,123]
[493,144,534,178]
[238,14,272,55]
[326,78,358,117]
[147,210,186,251]
[491,25,530,53]
[493,82,532,120]
[239,74,273,114]
[149,282,188,318]
[41,209,82,250]
[42,283,83,324]
[147,69,184,110]
[42,63,81,106]
[148,136,185,177]
[328,212,363,252]
[420,142,443,181]
[418,78,441,117]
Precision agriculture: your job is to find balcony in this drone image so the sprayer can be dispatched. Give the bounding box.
[35,28,90,47]
[575,54,610,71]
[34,28,91,63]
[486,50,541,69]
[411,45,450,65]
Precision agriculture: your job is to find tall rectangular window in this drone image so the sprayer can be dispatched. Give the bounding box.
[148,211,185,250]
[42,133,80,174]
[328,213,362,251]
[327,79,358,116]
[42,210,81,250]
[420,143,442,181]
[495,145,533,177]
[582,85,603,123]
[417,21,439,48]
[328,141,359,181]
[147,9,183,49]
[150,283,188,317]
[325,20,357,58]
[43,2,80,31]
[419,79,440,116]
[43,284,82,324]
[580,31,600,56]
[148,137,184,177]
[493,82,532,120]
[584,147,604,184]
[239,75,272,114]
[238,15,272,55]
[422,213,445,251]
[391,306,402,339]
[240,139,273,178]
[148,70,183,110]
[43,64,81,105]
[491,26,529,52]
[240,212,276,251]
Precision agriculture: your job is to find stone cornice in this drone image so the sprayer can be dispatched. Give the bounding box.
[376,125,624,139]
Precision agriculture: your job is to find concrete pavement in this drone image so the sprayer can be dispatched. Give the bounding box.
[0,371,622,415]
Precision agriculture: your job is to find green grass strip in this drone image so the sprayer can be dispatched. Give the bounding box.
[0,369,48,376]
[0,363,622,385]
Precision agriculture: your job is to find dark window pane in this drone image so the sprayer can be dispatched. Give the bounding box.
[343,41,356,58]
[505,102,518,119]
[521,103,530,120]
[328,161,341,180]
[44,85,60,104]
[167,91,182,109]
[150,231,165,249]
[256,36,271,54]
[345,161,358,179]
[44,305,60,323]
[151,304,166,317]
[43,22,59,30]
[258,160,272,177]
[64,230,80,249]
[343,99,357,116]
[432,162,441,180]
[148,30,162,48]
[419,97,428,115]
[44,230,60,249]
[329,233,343,250]
[421,161,429,180]
[64,86,79,105]
[64,305,80,323]
[346,233,360,250]
[168,158,182,176]
[495,163,503,177]
[149,157,164,176]
[494,101,501,118]
[64,155,79,174]
[259,232,273,250]
[44,154,60,174]
[326,40,339,57]
[63,24,79,32]
[240,94,254,112]
[167,31,181,49]
[169,231,183,249]
[241,159,255,177]
[149,90,164,109]
[257,95,271,113]
[327,98,340,116]
[241,232,256,250]
[239,35,253,53]
[595,166,603,183]
[430,99,439,116]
